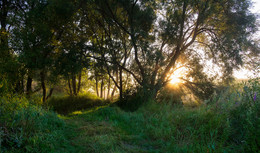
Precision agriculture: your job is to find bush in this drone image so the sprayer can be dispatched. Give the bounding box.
[116,87,155,112]
[227,79,260,152]
[0,96,70,152]
[46,93,110,115]
[0,96,29,124]
[206,78,260,152]
[156,85,184,105]
[228,101,260,152]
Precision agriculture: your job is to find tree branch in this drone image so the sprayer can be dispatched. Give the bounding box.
[85,55,142,85]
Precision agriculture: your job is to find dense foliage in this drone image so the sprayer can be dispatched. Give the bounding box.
[0,0,259,152]
[0,0,259,103]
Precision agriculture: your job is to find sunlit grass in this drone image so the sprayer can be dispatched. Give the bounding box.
[62,104,227,152]
[68,105,109,116]
[1,79,259,152]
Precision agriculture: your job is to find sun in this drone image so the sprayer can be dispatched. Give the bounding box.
[168,67,186,85]
[169,75,182,84]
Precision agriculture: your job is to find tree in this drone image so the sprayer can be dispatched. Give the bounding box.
[0,0,28,94]
[88,0,257,102]
[12,0,77,101]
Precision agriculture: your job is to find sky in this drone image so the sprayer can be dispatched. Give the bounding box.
[233,0,260,79]
[251,0,260,14]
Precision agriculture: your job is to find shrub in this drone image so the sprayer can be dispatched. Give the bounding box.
[116,87,155,112]
[227,79,260,152]
[0,96,29,124]
[156,85,184,105]
[0,79,12,96]
[0,96,70,152]
[205,78,260,152]
[46,94,110,115]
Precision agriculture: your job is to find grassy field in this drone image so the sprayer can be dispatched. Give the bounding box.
[61,101,258,153]
[63,105,226,152]
[1,79,259,152]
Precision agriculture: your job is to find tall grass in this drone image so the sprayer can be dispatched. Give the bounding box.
[72,103,229,152]
[0,96,74,152]
[1,79,259,152]
[64,78,259,152]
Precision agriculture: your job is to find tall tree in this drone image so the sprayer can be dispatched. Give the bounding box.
[0,0,26,93]
[12,0,76,101]
[89,0,257,101]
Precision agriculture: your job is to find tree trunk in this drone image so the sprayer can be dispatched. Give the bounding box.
[119,67,123,101]
[95,76,99,97]
[71,74,77,96]
[0,0,8,43]
[100,78,104,98]
[107,77,110,99]
[0,0,10,59]
[21,78,24,93]
[111,86,116,100]
[104,87,106,99]
[40,71,46,103]
[124,73,129,90]
[14,81,21,93]
[111,69,118,101]
[68,78,72,95]
[26,75,33,95]
[46,88,54,100]
[77,71,82,94]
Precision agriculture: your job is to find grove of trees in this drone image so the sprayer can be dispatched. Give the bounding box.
[1,0,259,105]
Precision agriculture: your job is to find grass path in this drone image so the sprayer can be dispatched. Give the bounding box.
[60,105,220,153]
[56,102,256,153]
[62,106,153,153]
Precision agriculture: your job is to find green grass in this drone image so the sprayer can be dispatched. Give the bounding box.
[1,79,259,152]
[62,104,228,153]
[1,100,259,152]
[61,79,259,152]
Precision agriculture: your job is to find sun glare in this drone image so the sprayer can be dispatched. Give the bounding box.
[169,67,186,85]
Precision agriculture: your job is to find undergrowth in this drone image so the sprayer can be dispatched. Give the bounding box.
[0,96,75,152]
[65,78,259,152]
[1,79,259,152]
[46,93,110,115]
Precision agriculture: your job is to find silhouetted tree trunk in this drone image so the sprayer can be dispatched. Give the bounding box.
[21,78,24,93]
[107,77,110,99]
[124,72,130,90]
[46,87,54,100]
[26,75,32,95]
[77,71,81,94]
[14,80,23,94]
[110,69,118,101]
[119,67,123,101]
[0,0,8,45]
[104,86,106,99]
[95,76,99,97]
[71,74,77,96]
[40,71,46,102]
[100,78,104,98]
[68,78,72,95]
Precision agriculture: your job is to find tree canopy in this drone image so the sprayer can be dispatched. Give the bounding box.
[0,0,259,105]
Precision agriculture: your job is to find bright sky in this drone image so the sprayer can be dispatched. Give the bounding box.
[233,0,260,79]
[251,0,260,14]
